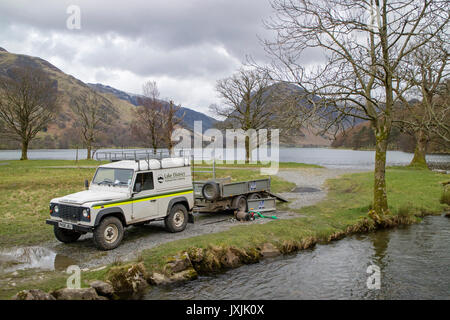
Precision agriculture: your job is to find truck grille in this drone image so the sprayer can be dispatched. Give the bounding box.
[58,204,82,222]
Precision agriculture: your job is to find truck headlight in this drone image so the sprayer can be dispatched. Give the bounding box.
[54,205,59,214]
[82,209,90,219]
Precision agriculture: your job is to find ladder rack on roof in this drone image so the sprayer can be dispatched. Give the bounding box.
[96,149,217,179]
[95,149,191,163]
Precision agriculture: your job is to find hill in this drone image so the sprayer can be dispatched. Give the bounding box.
[0,48,216,150]
[332,121,449,154]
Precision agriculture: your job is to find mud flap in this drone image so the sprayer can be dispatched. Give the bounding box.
[188,213,195,224]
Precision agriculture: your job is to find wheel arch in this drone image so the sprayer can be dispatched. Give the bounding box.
[166,196,191,215]
[94,207,127,227]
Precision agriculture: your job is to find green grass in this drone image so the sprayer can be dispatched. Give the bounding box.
[0,163,447,299]
[0,160,106,247]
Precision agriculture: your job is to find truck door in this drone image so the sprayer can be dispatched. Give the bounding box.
[132,171,158,221]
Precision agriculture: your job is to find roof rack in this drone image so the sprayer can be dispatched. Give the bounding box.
[95,149,191,162]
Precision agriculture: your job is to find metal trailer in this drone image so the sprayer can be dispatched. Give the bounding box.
[193,177,286,214]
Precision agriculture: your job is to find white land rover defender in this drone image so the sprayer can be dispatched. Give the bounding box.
[46,157,194,250]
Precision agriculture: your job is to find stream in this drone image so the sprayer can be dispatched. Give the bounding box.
[144,215,450,300]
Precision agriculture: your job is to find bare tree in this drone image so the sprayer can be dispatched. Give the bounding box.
[162,100,184,155]
[211,68,274,162]
[262,0,449,217]
[395,35,449,167]
[0,66,60,160]
[132,81,164,154]
[71,89,115,160]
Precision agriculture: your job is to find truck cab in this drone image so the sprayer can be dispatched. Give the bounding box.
[46,157,194,250]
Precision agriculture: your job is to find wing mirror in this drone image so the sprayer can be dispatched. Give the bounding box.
[84,179,89,190]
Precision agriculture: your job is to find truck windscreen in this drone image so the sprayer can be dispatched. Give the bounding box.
[92,168,134,187]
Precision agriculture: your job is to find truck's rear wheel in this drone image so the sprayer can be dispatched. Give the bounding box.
[93,216,124,250]
[54,226,81,243]
[165,204,188,233]
[232,195,247,212]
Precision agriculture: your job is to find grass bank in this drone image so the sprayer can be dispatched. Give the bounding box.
[1,165,447,299]
[0,160,297,248]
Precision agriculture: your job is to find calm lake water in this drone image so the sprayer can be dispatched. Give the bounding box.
[144,215,450,300]
[0,147,449,170]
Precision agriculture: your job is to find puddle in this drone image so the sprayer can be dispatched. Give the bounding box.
[0,247,77,274]
[291,187,321,193]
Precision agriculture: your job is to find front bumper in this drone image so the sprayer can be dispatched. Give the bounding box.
[46,219,93,233]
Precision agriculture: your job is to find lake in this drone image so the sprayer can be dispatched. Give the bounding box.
[0,147,449,170]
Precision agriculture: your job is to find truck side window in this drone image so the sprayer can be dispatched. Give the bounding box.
[134,172,154,191]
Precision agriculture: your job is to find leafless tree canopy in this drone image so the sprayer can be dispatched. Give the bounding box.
[0,66,60,160]
[70,89,115,159]
[131,80,184,154]
[163,100,184,155]
[211,68,274,130]
[132,80,164,153]
[260,0,449,215]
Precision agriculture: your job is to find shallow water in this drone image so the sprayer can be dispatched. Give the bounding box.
[0,246,77,273]
[144,215,450,300]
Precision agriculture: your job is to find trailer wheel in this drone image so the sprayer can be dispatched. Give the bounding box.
[54,226,81,243]
[165,204,188,233]
[202,181,220,201]
[232,195,247,212]
[93,216,124,251]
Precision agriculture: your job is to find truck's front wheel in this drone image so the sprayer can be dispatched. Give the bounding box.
[54,226,82,243]
[165,204,188,233]
[93,216,124,250]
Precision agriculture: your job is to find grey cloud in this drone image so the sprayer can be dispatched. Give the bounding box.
[0,0,325,109]
[0,0,274,61]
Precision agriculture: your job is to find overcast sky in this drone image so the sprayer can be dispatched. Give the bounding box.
[0,0,286,116]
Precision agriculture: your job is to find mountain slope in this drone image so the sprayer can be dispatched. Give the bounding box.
[88,83,217,131]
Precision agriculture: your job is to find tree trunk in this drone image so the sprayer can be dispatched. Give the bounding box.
[152,135,158,155]
[373,133,389,215]
[20,140,28,160]
[86,145,92,160]
[409,130,428,168]
[167,141,173,156]
[245,137,250,164]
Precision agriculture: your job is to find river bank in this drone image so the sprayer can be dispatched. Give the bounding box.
[145,215,450,300]
[1,162,448,299]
